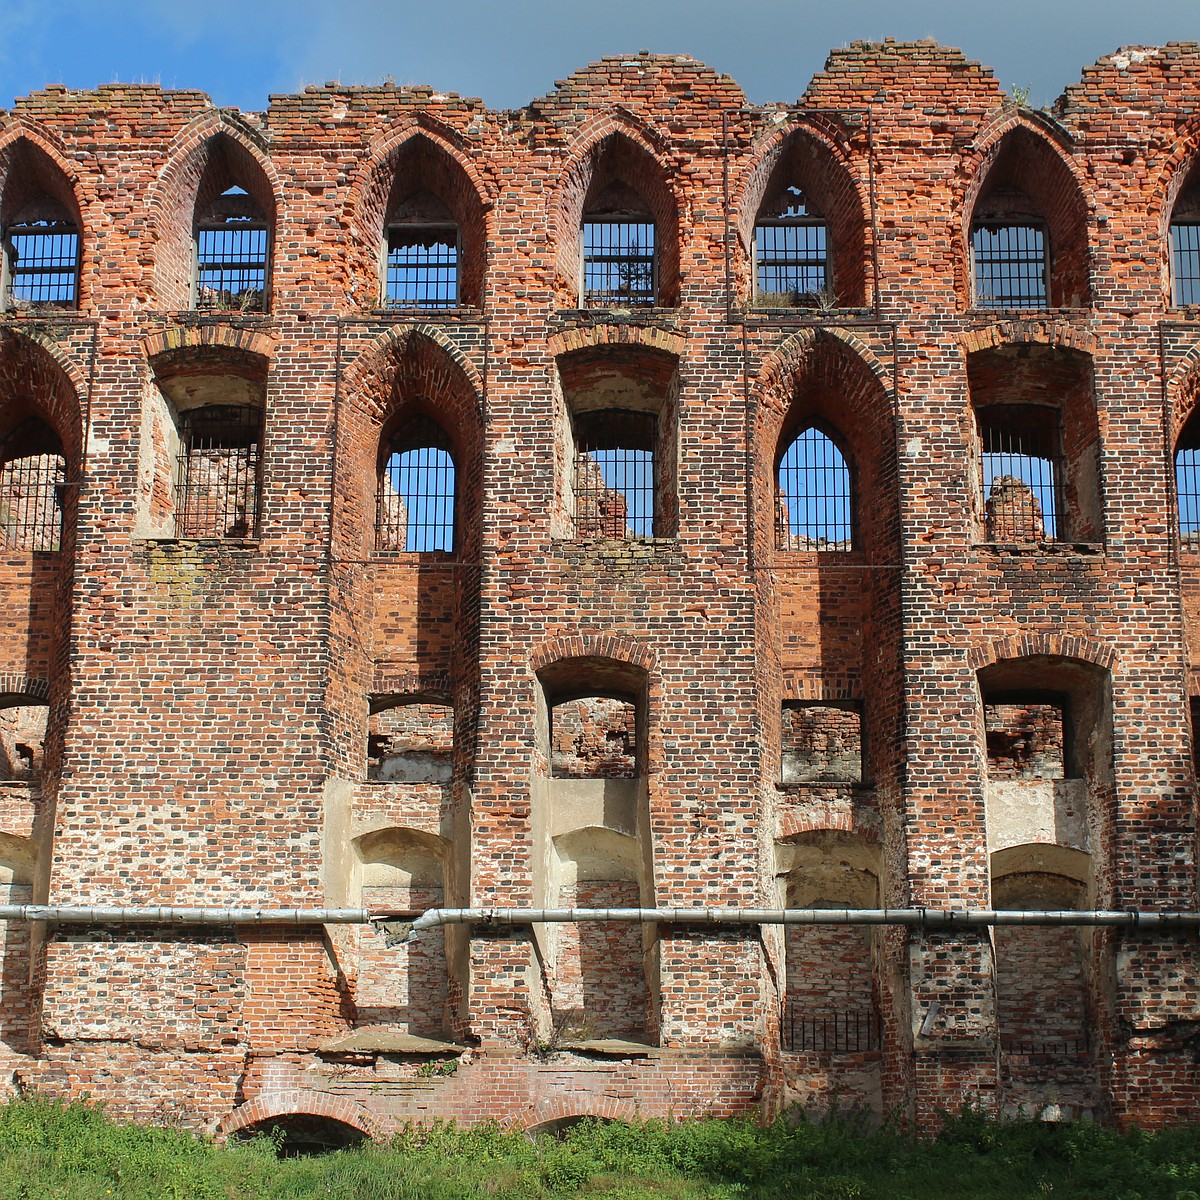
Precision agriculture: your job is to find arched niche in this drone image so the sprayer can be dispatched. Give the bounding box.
[141,343,268,539]
[354,133,487,310]
[963,123,1090,310]
[366,694,453,783]
[0,136,83,312]
[554,130,680,309]
[352,826,450,1036]
[547,826,650,1043]
[967,342,1101,545]
[990,845,1092,1063]
[775,831,882,1055]
[153,130,278,312]
[553,342,680,540]
[736,126,869,309]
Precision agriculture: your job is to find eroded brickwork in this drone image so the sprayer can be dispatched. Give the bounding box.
[0,39,1196,1136]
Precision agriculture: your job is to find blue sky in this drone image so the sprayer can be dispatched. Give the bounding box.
[0,0,1197,114]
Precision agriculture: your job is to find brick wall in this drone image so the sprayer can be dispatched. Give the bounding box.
[0,39,1196,1135]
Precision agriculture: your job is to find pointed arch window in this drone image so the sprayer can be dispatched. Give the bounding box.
[175,404,262,539]
[1177,415,1200,547]
[377,414,456,552]
[971,222,1048,309]
[3,215,78,309]
[979,404,1061,541]
[195,184,268,311]
[755,187,828,306]
[1170,173,1200,307]
[776,426,852,551]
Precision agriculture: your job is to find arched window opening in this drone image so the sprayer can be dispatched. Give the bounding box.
[971,220,1048,309]
[195,184,268,312]
[978,404,1060,541]
[366,697,453,783]
[581,168,656,308]
[573,409,655,539]
[3,214,79,309]
[376,414,456,552]
[1178,412,1200,546]
[175,404,262,539]
[1170,167,1200,307]
[551,695,637,779]
[755,186,828,307]
[386,190,458,309]
[0,419,64,551]
[776,426,852,551]
[781,701,862,784]
[231,1114,369,1157]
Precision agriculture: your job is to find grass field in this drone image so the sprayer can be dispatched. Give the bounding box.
[1,1097,1199,1199]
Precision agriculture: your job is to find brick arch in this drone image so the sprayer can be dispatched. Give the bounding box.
[336,325,484,561]
[550,118,682,308]
[344,122,491,309]
[218,1092,382,1143]
[957,113,1092,309]
[141,323,276,363]
[525,1095,641,1132]
[731,119,871,307]
[776,810,878,842]
[0,124,88,309]
[959,321,1098,358]
[371,669,452,701]
[780,673,860,702]
[529,634,655,676]
[965,631,1117,672]
[1169,346,1200,445]
[753,327,896,560]
[0,674,50,704]
[147,115,281,312]
[0,326,86,466]
[546,323,686,361]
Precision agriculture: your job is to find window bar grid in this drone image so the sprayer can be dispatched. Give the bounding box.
[776,427,852,550]
[195,226,267,310]
[6,227,79,306]
[386,229,458,309]
[982,422,1059,541]
[377,445,456,552]
[1177,447,1200,547]
[755,223,828,301]
[1171,223,1200,307]
[175,407,261,539]
[972,224,1048,309]
[0,454,64,551]
[583,221,655,307]
[782,1004,882,1053]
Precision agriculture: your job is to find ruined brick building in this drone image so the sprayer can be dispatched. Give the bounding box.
[0,39,1198,1143]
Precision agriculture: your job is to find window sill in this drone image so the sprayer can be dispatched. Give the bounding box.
[135,536,260,551]
[977,541,1104,557]
[370,305,482,319]
[371,549,457,562]
[777,779,872,793]
[773,548,863,563]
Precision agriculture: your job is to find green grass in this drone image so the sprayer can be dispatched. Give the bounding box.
[1,1097,1199,1199]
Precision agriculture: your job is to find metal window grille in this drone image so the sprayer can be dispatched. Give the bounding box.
[376,419,456,552]
[0,451,64,551]
[175,405,262,539]
[776,427,852,550]
[781,1005,882,1053]
[980,407,1060,541]
[972,223,1048,309]
[574,410,655,539]
[1171,222,1200,307]
[1000,1036,1091,1057]
[195,223,267,311]
[1177,440,1200,547]
[5,222,78,306]
[386,226,458,308]
[582,221,655,307]
[755,222,828,303]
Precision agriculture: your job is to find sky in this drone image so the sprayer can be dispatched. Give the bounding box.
[0,0,1197,115]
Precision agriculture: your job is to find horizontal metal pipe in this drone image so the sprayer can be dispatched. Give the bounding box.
[405,906,1200,938]
[0,904,1194,936]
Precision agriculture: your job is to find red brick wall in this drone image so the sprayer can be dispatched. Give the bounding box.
[0,39,1196,1135]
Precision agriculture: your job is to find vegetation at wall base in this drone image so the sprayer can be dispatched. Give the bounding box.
[1,1097,1199,1199]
